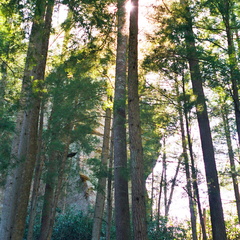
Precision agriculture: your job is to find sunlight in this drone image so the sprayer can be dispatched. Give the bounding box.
[125,1,134,13]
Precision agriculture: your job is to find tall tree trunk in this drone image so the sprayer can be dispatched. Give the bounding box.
[106,133,114,240]
[221,102,240,223]
[0,0,54,238]
[182,75,207,240]
[176,81,197,240]
[156,163,164,231]
[181,1,227,239]
[11,2,55,239]
[220,0,240,146]
[150,168,154,221]
[162,138,167,217]
[128,0,148,239]
[92,108,111,240]
[38,149,58,240]
[27,102,45,240]
[113,1,131,239]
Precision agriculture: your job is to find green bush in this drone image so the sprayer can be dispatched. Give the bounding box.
[51,210,93,240]
[148,217,187,240]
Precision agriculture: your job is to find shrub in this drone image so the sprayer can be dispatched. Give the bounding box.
[51,210,93,240]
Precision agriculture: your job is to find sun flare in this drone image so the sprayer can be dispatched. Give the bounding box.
[125,1,134,13]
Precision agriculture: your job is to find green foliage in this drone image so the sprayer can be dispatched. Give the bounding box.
[0,111,15,184]
[44,49,104,154]
[24,210,93,240]
[148,217,187,240]
[51,210,93,240]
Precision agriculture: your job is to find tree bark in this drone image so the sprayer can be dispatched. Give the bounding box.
[106,133,114,240]
[113,1,131,239]
[182,75,207,240]
[221,102,240,223]
[47,141,71,240]
[128,0,148,239]
[0,0,54,238]
[92,108,111,240]
[27,102,45,240]
[181,1,227,239]
[11,1,55,238]
[219,0,240,146]
[176,81,197,240]
[38,149,58,240]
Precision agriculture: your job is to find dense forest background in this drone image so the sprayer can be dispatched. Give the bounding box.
[0,0,240,239]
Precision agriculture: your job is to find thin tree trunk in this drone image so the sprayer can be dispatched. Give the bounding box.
[220,0,240,146]
[221,103,240,223]
[156,166,164,231]
[150,169,154,221]
[47,140,71,240]
[182,74,208,240]
[38,149,58,240]
[181,1,227,239]
[27,102,45,240]
[162,138,167,217]
[176,81,197,240]
[92,108,111,240]
[106,133,114,240]
[113,1,131,239]
[165,156,181,217]
[128,0,148,239]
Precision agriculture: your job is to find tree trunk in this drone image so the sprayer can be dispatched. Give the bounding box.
[113,1,131,239]
[38,149,58,240]
[181,1,227,239]
[0,0,54,238]
[47,141,71,240]
[128,0,148,239]
[165,156,181,217]
[177,81,197,240]
[27,102,45,240]
[11,1,55,238]
[92,108,111,240]
[106,133,114,240]
[156,163,164,231]
[220,0,240,146]
[221,102,240,223]
[182,75,208,240]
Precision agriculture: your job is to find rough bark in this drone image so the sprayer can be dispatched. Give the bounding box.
[181,1,227,239]
[128,0,148,239]
[0,0,53,238]
[11,1,55,238]
[92,108,111,240]
[113,1,131,239]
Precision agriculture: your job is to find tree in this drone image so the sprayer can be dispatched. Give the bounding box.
[128,0,148,239]
[180,0,227,239]
[0,0,54,239]
[92,107,111,240]
[113,1,131,239]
